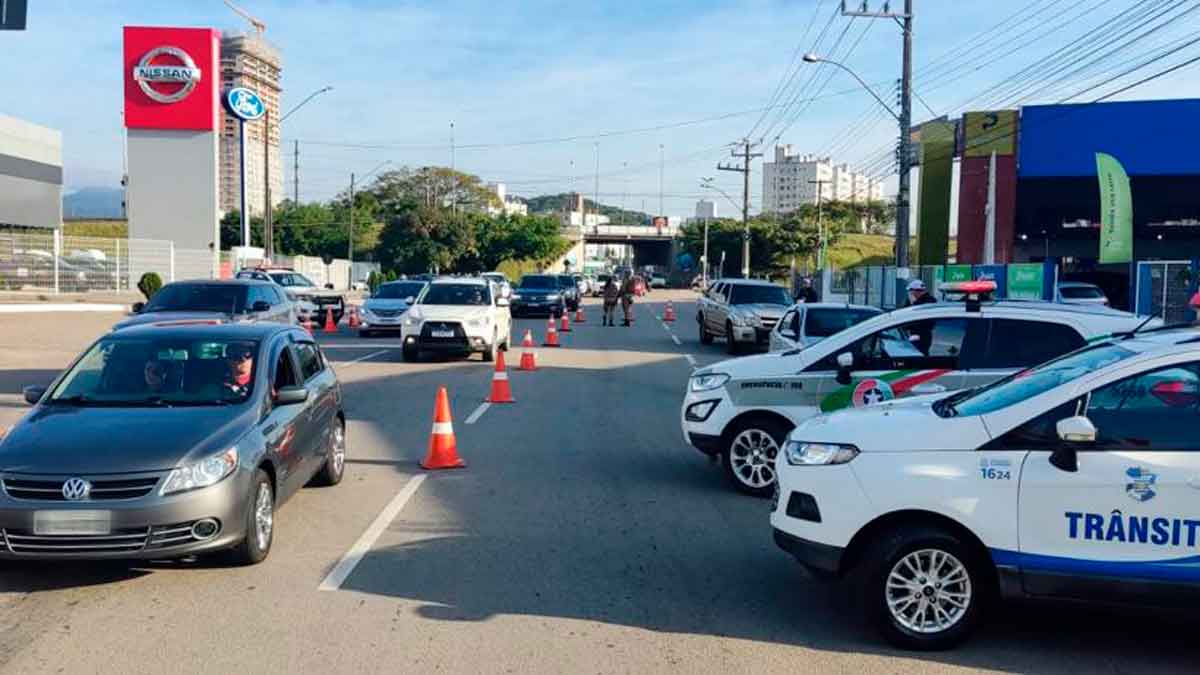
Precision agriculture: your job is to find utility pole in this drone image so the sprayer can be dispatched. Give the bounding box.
[449,121,456,215]
[293,139,299,204]
[620,161,628,226]
[809,178,830,270]
[263,110,273,260]
[658,144,664,217]
[717,138,761,278]
[348,172,355,280]
[842,0,913,271]
[594,143,600,231]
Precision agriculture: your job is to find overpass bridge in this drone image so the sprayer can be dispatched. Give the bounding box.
[561,224,683,271]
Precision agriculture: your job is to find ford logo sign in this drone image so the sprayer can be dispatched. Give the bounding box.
[61,477,92,502]
[225,87,266,121]
[133,46,202,104]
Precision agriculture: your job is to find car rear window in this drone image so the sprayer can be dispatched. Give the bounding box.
[519,275,557,289]
[729,284,790,306]
[144,284,247,314]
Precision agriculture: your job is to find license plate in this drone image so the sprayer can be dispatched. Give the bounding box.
[34,510,112,536]
[431,330,454,338]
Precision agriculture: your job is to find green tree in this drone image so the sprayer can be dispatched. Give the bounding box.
[370,167,496,216]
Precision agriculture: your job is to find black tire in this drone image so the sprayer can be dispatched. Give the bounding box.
[725,322,741,355]
[402,345,419,362]
[359,330,373,338]
[721,417,790,497]
[311,418,346,487]
[699,314,714,345]
[856,526,988,651]
[226,469,274,566]
[482,332,496,362]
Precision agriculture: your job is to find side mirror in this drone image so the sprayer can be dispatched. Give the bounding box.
[835,352,854,385]
[325,283,334,290]
[909,333,923,344]
[131,302,145,314]
[496,297,510,307]
[23,385,46,405]
[274,385,309,406]
[1056,415,1097,443]
[404,296,415,305]
[252,301,271,313]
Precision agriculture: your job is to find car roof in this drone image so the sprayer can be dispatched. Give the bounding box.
[787,302,882,312]
[429,276,487,286]
[1057,281,1100,288]
[711,278,782,287]
[169,278,273,287]
[905,299,1127,318]
[105,322,297,341]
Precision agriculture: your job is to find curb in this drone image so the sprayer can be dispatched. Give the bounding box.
[0,304,127,313]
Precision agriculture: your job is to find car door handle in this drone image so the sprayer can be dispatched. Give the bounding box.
[262,422,277,435]
[910,383,947,395]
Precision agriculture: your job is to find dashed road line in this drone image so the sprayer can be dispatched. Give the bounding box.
[465,401,491,425]
[671,334,681,346]
[318,474,427,591]
[684,354,697,367]
[335,349,391,366]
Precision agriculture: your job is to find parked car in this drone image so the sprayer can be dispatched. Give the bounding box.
[114,279,295,331]
[511,274,568,317]
[556,274,581,311]
[480,272,512,300]
[593,274,613,296]
[236,267,346,324]
[1056,281,1110,307]
[0,323,344,564]
[773,327,1200,649]
[401,277,512,362]
[682,282,1159,496]
[650,274,668,289]
[697,279,792,354]
[768,303,883,352]
[359,280,428,337]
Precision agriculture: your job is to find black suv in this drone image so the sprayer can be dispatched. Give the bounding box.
[512,275,568,317]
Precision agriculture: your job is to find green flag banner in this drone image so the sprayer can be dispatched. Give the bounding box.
[1007,263,1044,300]
[1096,152,1132,264]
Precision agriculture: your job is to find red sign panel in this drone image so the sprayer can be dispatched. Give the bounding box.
[123,26,220,131]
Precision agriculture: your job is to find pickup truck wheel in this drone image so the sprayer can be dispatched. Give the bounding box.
[722,417,789,496]
[699,315,714,344]
[402,344,419,362]
[859,526,985,651]
[725,322,740,355]
[482,331,497,362]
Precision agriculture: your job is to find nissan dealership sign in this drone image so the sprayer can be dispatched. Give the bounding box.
[132,45,202,104]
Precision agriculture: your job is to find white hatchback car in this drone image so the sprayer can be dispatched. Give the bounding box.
[772,327,1200,650]
[401,277,512,362]
[768,303,883,352]
[682,284,1158,496]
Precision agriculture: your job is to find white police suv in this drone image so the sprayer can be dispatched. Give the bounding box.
[682,282,1155,496]
[772,327,1200,649]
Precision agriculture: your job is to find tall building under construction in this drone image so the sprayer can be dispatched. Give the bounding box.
[219,32,282,217]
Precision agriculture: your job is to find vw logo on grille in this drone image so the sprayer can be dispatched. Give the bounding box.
[61,478,92,501]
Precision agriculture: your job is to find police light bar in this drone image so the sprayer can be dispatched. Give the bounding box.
[938,280,997,295]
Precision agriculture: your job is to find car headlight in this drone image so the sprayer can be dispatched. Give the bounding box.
[360,306,375,316]
[784,441,859,466]
[546,293,561,301]
[689,372,730,392]
[160,447,239,495]
[511,293,522,300]
[404,315,420,326]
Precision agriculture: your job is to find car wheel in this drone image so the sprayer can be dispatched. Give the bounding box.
[227,469,274,566]
[699,314,714,344]
[859,526,987,651]
[725,322,740,355]
[311,418,346,487]
[402,345,419,362]
[482,331,496,362]
[722,417,790,497]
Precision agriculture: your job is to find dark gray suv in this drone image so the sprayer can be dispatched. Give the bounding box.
[0,323,344,564]
[115,279,295,331]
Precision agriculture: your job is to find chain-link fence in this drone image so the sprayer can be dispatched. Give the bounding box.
[1135,260,1197,324]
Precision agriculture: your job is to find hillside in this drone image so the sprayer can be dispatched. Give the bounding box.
[525,193,650,225]
[63,187,124,219]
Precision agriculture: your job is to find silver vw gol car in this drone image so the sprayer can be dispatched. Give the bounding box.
[0,323,345,564]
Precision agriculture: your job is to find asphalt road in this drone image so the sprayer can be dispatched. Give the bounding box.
[0,292,1195,673]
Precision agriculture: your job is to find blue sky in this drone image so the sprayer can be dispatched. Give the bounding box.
[4,0,1199,217]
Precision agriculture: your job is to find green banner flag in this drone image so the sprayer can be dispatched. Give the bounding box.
[1096,152,1132,264]
[1007,263,1044,300]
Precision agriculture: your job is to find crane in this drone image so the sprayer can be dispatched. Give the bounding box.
[223,0,265,37]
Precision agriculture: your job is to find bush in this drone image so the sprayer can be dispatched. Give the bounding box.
[367,270,384,292]
[496,259,541,280]
[137,272,163,300]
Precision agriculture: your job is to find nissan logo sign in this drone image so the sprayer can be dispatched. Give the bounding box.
[61,477,92,501]
[133,45,202,104]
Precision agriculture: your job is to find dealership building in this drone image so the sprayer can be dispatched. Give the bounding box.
[0,113,62,229]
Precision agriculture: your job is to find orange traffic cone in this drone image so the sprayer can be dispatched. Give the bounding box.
[347,305,361,328]
[519,330,537,371]
[302,312,315,335]
[323,307,338,333]
[560,311,572,333]
[543,317,560,347]
[421,387,465,470]
[664,301,676,322]
[575,306,586,323]
[486,350,515,403]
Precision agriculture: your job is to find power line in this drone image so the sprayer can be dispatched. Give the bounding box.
[747,0,830,140]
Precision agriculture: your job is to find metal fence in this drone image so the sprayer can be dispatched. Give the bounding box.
[1134,260,1197,324]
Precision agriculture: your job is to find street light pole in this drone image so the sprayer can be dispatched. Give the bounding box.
[278,85,332,208]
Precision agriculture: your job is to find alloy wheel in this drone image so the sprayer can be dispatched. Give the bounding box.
[729,429,779,489]
[254,482,274,551]
[885,548,972,635]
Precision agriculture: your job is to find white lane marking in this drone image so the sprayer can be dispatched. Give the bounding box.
[318,474,427,591]
[671,334,682,346]
[320,344,407,349]
[685,354,697,367]
[465,402,490,425]
[335,349,390,366]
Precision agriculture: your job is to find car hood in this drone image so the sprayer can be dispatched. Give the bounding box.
[699,350,806,379]
[733,303,787,318]
[363,298,410,312]
[787,399,991,452]
[0,405,254,474]
[113,310,232,331]
[515,288,557,297]
[285,286,342,299]
[410,305,491,322]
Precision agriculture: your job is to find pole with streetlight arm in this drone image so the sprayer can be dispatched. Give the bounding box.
[281,85,332,207]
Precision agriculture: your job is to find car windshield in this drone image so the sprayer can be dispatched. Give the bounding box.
[48,337,259,406]
[420,284,491,306]
[269,272,316,287]
[375,282,425,299]
[942,343,1137,417]
[143,284,246,314]
[805,308,881,338]
[1060,285,1105,299]
[729,284,791,306]
[519,275,557,290]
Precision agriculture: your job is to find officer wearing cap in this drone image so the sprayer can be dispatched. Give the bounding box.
[906,279,936,307]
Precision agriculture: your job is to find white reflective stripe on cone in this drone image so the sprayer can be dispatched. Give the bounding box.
[431,422,454,435]
[493,372,509,381]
